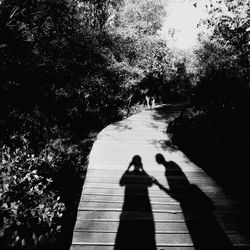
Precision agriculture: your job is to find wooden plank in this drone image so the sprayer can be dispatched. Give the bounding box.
[76,210,240,221]
[78,201,182,211]
[74,220,242,233]
[85,177,217,185]
[74,221,188,232]
[77,210,184,221]
[82,187,229,199]
[72,232,250,246]
[87,168,205,175]
[78,200,238,212]
[80,194,237,205]
[81,187,228,203]
[83,183,225,193]
[72,232,193,245]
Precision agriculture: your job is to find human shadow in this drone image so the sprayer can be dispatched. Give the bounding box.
[153,154,233,250]
[114,155,156,250]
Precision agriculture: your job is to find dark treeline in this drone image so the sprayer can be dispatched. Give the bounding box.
[0,0,192,249]
[168,0,250,229]
[0,0,192,147]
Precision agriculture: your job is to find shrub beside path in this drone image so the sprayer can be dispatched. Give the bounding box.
[70,105,250,250]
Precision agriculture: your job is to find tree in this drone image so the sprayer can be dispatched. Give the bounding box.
[168,0,250,183]
[112,0,180,104]
[199,0,250,81]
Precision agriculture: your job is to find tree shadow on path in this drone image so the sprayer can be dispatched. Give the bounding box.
[153,154,233,250]
[115,155,156,250]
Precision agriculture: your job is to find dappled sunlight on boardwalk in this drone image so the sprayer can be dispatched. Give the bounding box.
[71,105,250,250]
[88,107,189,172]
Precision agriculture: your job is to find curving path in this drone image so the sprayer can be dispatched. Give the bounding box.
[70,105,250,250]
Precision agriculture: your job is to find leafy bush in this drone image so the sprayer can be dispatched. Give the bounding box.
[0,141,65,249]
[37,138,87,205]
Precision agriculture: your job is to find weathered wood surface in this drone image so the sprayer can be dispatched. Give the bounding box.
[71,105,250,249]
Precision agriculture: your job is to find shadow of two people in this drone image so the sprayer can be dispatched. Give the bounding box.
[115,154,233,250]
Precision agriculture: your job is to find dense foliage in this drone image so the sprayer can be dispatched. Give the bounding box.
[168,0,250,191]
[0,134,92,249]
[0,140,65,249]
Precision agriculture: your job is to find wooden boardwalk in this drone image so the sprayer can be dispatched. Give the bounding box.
[71,105,250,250]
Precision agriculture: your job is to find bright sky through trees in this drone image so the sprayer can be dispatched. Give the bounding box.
[160,0,208,49]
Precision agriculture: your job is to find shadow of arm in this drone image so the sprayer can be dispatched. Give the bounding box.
[119,169,131,186]
[152,177,171,194]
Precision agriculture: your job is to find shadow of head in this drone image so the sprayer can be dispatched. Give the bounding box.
[155,153,166,164]
[130,155,143,170]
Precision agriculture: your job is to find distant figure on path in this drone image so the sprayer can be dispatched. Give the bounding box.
[151,96,156,108]
[145,95,151,109]
[145,95,156,109]
[114,155,156,250]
